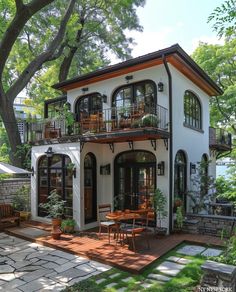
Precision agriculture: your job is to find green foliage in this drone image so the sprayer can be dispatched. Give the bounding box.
[62,278,102,292]
[208,0,236,39]
[15,144,32,170]
[176,206,184,230]
[153,188,167,228]
[39,189,66,218]
[212,235,236,265]
[192,40,236,135]
[61,218,76,228]
[12,185,31,211]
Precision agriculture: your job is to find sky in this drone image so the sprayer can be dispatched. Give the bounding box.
[127,0,225,58]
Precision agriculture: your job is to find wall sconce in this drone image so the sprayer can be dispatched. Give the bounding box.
[31,166,34,176]
[81,87,89,93]
[157,161,165,176]
[190,163,196,175]
[102,94,107,103]
[45,147,54,158]
[125,75,133,83]
[100,164,111,175]
[158,81,164,92]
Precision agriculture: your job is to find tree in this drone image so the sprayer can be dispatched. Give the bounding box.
[192,41,236,135]
[208,0,236,39]
[0,0,144,166]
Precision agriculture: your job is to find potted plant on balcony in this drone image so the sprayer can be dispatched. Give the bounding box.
[39,189,66,239]
[12,185,31,221]
[141,114,159,127]
[61,218,76,234]
[153,188,167,235]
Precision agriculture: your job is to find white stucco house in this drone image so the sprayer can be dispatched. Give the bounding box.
[29,44,231,233]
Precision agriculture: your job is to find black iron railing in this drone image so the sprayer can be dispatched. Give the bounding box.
[209,127,232,148]
[26,104,168,142]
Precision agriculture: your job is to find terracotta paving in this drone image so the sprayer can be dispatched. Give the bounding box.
[5,221,224,274]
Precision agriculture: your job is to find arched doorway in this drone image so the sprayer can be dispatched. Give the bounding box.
[174,150,187,210]
[114,150,156,210]
[84,153,97,224]
[38,154,73,217]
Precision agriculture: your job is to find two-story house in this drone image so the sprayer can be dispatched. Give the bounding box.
[29,44,231,233]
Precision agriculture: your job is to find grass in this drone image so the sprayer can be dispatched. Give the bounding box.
[62,242,213,292]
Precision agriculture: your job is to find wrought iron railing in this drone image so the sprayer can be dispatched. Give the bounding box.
[209,127,232,148]
[26,104,168,142]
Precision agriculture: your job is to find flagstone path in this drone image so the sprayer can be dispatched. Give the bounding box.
[0,233,111,292]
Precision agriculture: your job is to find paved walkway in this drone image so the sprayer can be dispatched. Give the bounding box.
[0,232,111,292]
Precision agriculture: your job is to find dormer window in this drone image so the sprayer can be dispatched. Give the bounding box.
[184,90,202,130]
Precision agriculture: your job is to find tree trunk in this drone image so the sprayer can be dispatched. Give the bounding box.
[0,96,23,167]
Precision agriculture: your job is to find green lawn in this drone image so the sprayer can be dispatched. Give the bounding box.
[62,243,216,292]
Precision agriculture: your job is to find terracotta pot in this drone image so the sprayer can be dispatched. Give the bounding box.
[51,231,62,240]
[51,218,62,235]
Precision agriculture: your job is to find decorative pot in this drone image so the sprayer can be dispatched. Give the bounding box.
[20,211,31,221]
[51,231,62,240]
[51,218,62,237]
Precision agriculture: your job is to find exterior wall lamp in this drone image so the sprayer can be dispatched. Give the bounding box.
[31,166,34,176]
[45,147,54,158]
[81,87,89,93]
[73,168,76,178]
[125,75,133,83]
[102,94,108,103]
[157,161,165,176]
[158,81,164,92]
[190,162,196,174]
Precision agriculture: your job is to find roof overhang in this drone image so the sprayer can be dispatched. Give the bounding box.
[53,44,223,96]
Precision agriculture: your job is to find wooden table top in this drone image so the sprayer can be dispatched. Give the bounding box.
[106,211,141,221]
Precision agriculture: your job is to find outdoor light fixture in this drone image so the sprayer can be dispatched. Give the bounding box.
[102,94,108,103]
[158,81,164,92]
[81,87,89,93]
[45,147,54,158]
[190,162,196,175]
[31,166,34,176]
[73,167,76,178]
[125,75,133,82]
[157,161,165,176]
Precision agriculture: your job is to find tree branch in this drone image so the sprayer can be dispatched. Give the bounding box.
[0,0,54,81]
[6,0,76,100]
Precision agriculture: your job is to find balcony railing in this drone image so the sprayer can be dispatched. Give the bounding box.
[26,104,168,143]
[209,127,232,150]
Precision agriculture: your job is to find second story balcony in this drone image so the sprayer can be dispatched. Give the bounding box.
[209,127,232,152]
[26,104,169,145]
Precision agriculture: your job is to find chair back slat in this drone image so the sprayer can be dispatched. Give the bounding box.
[98,204,112,222]
[0,204,13,218]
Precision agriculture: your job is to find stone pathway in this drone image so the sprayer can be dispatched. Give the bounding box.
[0,233,111,291]
[98,244,223,291]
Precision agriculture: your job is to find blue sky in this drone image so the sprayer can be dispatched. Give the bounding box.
[127,0,224,57]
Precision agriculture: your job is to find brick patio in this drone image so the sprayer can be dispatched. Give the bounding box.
[5,221,224,273]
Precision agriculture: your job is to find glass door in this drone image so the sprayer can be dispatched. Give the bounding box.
[114,151,156,210]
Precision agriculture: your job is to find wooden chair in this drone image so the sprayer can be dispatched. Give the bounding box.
[120,212,150,252]
[97,204,116,244]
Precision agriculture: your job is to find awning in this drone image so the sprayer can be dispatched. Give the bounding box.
[0,162,31,174]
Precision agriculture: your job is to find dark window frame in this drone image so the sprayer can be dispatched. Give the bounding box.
[184,90,202,130]
[112,80,157,109]
[44,95,67,118]
[75,92,102,121]
[174,150,187,210]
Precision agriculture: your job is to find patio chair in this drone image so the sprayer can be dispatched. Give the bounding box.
[120,212,150,252]
[97,204,116,244]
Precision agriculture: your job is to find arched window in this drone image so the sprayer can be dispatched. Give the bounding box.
[174,150,187,209]
[75,93,102,121]
[38,154,73,217]
[84,153,97,224]
[112,80,156,113]
[184,90,201,129]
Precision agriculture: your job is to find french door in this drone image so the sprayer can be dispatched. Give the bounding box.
[114,151,156,210]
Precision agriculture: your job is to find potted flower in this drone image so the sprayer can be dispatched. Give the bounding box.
[12,185,31,221]
[61,218,76,234]
[39,189,66,239]
[153,188,167,235]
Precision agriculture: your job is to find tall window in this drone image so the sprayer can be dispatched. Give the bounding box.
[174,150,187,209]
[38,154,73,217]
[112,80,156,111]
[184,90,201,129]
[75,93,102,120]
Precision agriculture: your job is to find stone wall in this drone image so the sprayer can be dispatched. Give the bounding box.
[184,213,236,237]
[0,178,30,204]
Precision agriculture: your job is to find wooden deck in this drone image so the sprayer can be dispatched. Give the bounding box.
[5,221,224,274]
